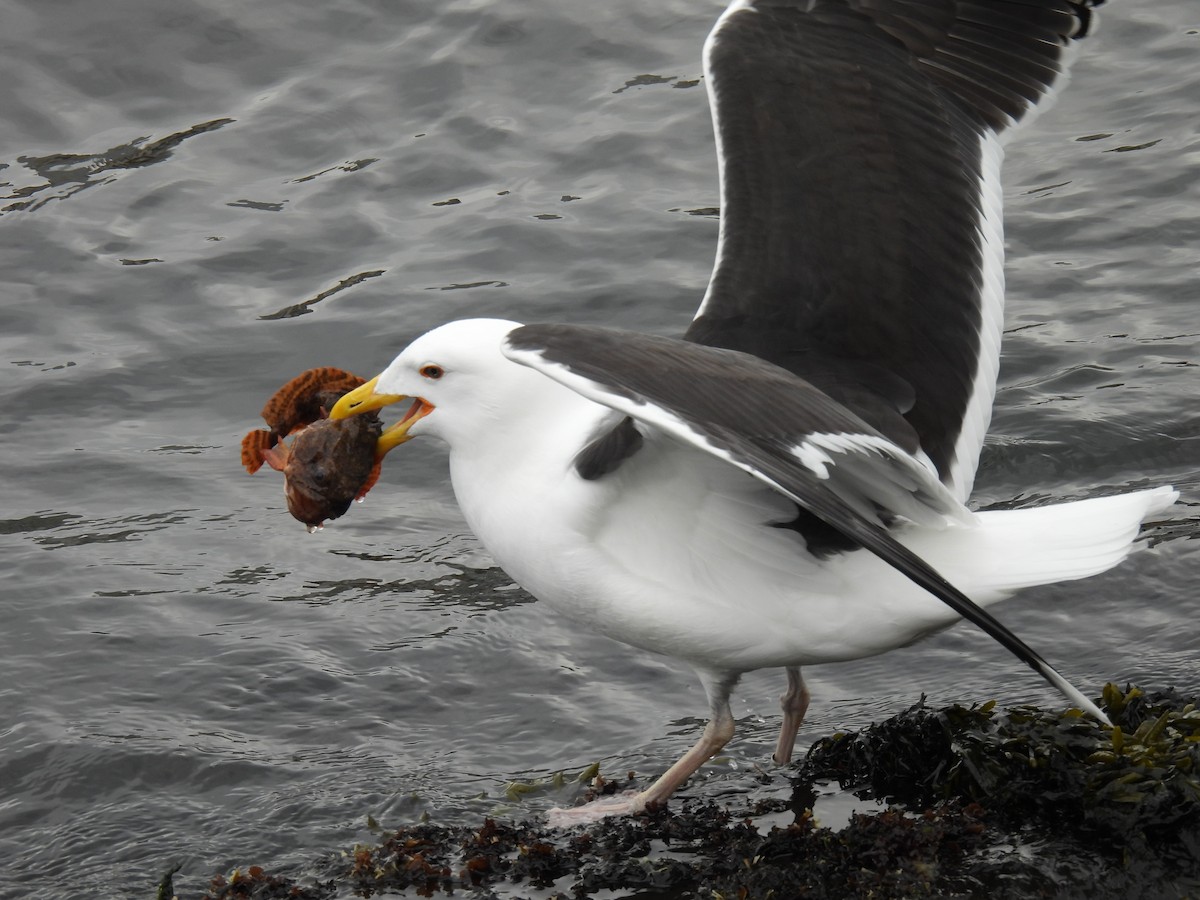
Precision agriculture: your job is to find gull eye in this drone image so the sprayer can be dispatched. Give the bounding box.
[419,364,444,380]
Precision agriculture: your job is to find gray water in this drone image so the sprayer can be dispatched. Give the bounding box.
[1,1,1197,896]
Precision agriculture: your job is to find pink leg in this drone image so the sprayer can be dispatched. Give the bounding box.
[772,667,810,765]
[635,701,735,807]
[547,672,739,826]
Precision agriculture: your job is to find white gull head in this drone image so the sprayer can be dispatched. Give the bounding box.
[368,318,594,452]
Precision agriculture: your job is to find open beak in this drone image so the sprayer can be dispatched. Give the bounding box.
[329,376,435,457]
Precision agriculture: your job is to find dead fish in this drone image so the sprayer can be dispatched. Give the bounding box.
[242,367,383,528]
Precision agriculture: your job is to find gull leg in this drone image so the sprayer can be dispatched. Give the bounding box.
[772,666,810,765]
[636,685,737,808]
[547,671,739,825]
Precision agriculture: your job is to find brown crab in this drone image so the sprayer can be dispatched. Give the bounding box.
[242,367,384,529]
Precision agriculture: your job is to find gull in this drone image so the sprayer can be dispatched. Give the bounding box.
[328,0,1176,820]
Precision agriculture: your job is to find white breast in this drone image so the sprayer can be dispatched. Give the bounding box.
[448,404,965,673]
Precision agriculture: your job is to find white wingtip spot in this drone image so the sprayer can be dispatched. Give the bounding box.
[792,442,834,479]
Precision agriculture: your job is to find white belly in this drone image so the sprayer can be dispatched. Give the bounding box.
[450,422,964,675]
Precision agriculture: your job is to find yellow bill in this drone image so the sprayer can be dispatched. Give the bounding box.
[330,376,434,457]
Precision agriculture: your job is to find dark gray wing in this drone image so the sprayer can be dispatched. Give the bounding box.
[504,323,1109,722]
[689,0,1100,500]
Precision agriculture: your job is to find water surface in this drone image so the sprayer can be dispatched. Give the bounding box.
[1,1,1197,896]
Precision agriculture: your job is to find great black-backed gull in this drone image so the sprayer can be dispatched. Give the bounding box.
[329,0,1176,820]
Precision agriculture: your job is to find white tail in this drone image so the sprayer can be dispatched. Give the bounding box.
[911,486,1179,601]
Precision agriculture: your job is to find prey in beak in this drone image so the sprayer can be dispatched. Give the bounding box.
[330,375,434,457]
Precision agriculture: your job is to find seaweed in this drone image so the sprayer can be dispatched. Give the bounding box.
[804,684,1200,858]
[200,864,330,899]
[189,685,1200,900]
